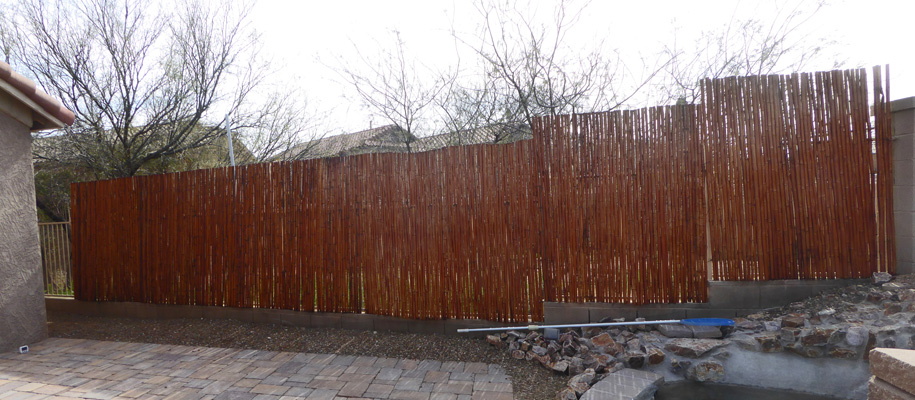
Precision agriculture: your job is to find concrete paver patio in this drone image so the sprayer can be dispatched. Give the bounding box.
[0,338,513,400]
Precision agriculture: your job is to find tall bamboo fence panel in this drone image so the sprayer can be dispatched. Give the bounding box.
[532,107,708,304]
[70,68,894,322]
[71,142,543,321]
[701,69,895,280]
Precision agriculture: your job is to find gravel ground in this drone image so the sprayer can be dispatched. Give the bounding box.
[47,311,567,400]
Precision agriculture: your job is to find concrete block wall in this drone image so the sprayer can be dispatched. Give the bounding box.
[543,279,865,324]
[894,97,915,275]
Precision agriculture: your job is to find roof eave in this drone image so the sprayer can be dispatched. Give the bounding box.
[0,78,68,131]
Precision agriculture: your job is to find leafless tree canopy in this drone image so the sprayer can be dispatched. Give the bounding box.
[437,0,662,143]
[13,0,324,179]
[14,0,254,178]
[335,31,455,152]
[337,0,836,143]
[660,1,837,103]
[234,90,331,163]
[336,0,669,143]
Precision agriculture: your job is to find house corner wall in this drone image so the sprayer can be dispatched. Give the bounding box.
[893,97,915,276]
[0,112,47,353]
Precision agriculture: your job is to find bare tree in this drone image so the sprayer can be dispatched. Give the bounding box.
[435,76,531,145]
[438,0,667,142]
[336,30,455,151]
[0,5,13,63]
[14,0,262,179]
[234,90,331,163]
[660,1,838,103]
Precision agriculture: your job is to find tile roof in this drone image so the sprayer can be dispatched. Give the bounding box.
[413,123,532,152]
[283,123,532,161]
[282,124,413,160]
[0,61,74,129]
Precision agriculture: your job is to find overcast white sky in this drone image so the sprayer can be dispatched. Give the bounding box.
[248,0,915,135]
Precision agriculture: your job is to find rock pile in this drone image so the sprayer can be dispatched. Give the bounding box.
[484,320,731,398]
[482,273,915,399]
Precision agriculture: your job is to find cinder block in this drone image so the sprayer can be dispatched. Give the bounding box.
[808,279,865,296]
[543,303,590,325]
[893,109,915,136]
[785,284,813,304]
[894,133,914,160]
[758,285,791,309]
[895,212,914,240]
[636,308,687,321]
[409,320,446,335]
[373,315,410,333]
[891,97,915,114]
[201,305,234,321]
[589,305,638,323]
[708,282,761,309]
[895,186,915,213]
[895,159,914,186]
[269,309,310,326]
[684,308,739,319]
[897,239,915,264]
[186,305,207,319]
[235,308,268,324]
[898,262,915,276]
[871,348,915,396]
[310,313,342,328]
[103,302,130,318]
[340,313,373,331]
[44,297,69,313]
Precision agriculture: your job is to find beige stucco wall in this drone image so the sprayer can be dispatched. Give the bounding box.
[0,111,47,352]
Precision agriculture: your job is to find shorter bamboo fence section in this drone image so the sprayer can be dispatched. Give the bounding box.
[38,222,73,296]
[70,68,894,322]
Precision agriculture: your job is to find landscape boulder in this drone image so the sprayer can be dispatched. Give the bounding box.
[781,315,806,328]
[686,361,725,382]
[658,323,693,338]
[689,325,724,338]
[873,272,893,284]
[647,347,666,364]
[622,351,646,368]
[665,338,729,358]
[552,360,570,374]
[567,368,597,395]
[590,332,615,347]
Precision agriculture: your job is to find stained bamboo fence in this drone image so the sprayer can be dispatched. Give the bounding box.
[70,67,894,322]
[702,67,895,280]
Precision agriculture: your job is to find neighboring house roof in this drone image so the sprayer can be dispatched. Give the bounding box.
[281,124,414,160]
[282,123,532,161]
[0,61,75,130]
[413,123,532,152]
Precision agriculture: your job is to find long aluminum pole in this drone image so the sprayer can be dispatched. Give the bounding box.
[456,319,683,333]
[226,112,236,167]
